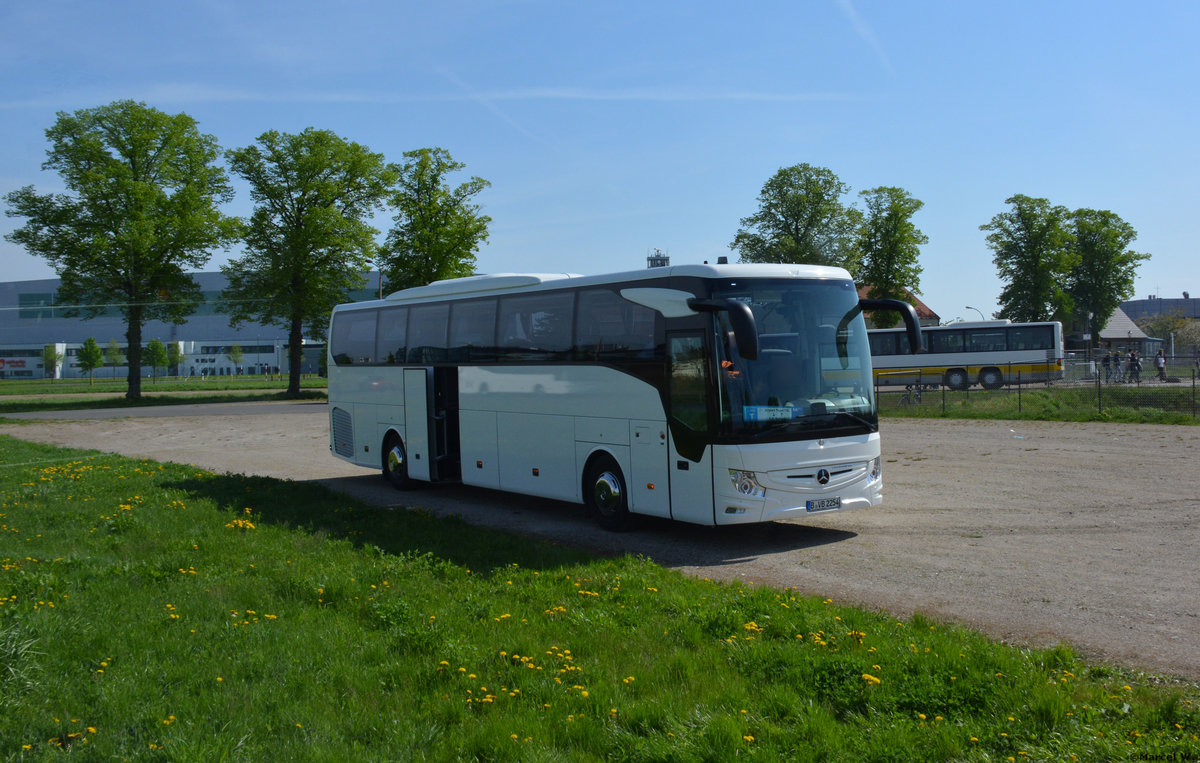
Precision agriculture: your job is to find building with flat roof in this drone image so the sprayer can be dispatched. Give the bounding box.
[0,272,372,379]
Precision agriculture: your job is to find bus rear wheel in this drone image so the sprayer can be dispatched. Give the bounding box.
[979,368,1004,390]
[584,455,636,532]
[944,369,969,391]
[382,433,414,490]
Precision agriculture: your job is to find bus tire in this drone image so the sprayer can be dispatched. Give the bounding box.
[584,454,636,532]
[382,432,415,490]
[980,368,1003,390]
[944,369,969,391]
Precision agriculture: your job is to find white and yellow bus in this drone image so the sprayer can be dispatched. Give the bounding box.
[868,320,1063,390]
[327,263,921,531]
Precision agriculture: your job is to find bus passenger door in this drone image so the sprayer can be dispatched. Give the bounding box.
[403,368,433,481]
[667,332,716,525]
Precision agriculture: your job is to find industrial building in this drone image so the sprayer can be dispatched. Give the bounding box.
[0,272,371,380]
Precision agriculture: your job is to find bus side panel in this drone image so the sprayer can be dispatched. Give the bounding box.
[667,435,715,526]
[497,412,578,501]
[460,410,500,489]
[403,368,433,481]
[629,421,670,517]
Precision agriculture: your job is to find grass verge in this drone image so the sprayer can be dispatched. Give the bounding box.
[0,376,326,396]
[1,436,1197,759]
[880,384,1199,425]
[0,390,326,415]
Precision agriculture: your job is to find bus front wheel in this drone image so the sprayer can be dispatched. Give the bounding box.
[584,455,635,532]
[382,433,414,490]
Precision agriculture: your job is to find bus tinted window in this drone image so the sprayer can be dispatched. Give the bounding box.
[449,299,497,361]
[574,289,657,361]
[868,332,898,356]
[407,303,450,363]
[331,309,377,365]
[966,329,1006,352]
[498,292,574,359]
[1009,325,1053,350]
[376,307,408,365]
[928,329,963,354]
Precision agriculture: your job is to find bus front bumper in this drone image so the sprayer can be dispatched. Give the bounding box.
[712,440,883,525]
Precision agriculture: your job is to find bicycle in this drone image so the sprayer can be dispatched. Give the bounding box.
[898,384,922,406]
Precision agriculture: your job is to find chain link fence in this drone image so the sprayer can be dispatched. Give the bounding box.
[876,356,1199,421]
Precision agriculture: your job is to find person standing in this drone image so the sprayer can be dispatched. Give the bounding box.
[1155,349,1167,381]
[1102,351,1112,383]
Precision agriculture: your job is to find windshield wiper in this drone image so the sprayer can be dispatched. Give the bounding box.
[826,410,876,430]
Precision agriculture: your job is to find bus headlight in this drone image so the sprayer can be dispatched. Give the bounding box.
[869,457,881,483]
[729,470,766,498]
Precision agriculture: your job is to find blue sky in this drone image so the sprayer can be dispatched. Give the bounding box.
[2,0,1197,321]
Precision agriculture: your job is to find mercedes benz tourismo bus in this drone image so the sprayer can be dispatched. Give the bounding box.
[327,264,921,530]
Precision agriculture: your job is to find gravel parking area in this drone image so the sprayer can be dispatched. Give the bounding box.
[3,404,1197,679]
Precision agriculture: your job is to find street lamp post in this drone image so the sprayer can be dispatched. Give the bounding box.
[965,306,985,322]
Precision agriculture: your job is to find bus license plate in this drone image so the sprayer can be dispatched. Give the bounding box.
[806,497,841,512]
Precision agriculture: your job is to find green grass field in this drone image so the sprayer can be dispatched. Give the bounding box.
[1,437,1197,760]
[0,377,327,415]
[879,383,1199,425]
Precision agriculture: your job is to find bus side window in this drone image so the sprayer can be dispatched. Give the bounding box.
[330,309,378,365]
[1009,325,1052,350]
[965,329,1005,353]
[498,292,574,359]
[407,304,449,364]
[930,330,963,354]
[574,289,657,361]
[868,332,897,356]
[449,299,497,362]
[376,307,408,365]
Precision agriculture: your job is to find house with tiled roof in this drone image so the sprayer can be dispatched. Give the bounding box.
[856,286,940,327]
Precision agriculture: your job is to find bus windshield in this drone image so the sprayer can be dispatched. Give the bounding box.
[713,278,876,440]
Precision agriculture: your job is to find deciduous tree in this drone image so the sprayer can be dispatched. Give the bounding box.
[379,148,491,291]
[146,339,168,382]
[104,339,125,380]
[856,187,927,328]
[41,345,63,381]
[3,100,239,399]
[167,342,186,376]
[981,194,1076,322]
[221,129,395,397]
[730,163,862,275]
[77,337,105,385]
[227,343,244,375]
[1066,208,1148,342]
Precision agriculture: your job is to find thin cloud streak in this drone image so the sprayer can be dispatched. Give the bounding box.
[1,85,867,111]
[835,0,894,76]
[433,68,541,141]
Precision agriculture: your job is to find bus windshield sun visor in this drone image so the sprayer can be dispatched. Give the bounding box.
[687,298,759,360]
[853,299,923,354]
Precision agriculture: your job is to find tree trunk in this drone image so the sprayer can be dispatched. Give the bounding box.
[286,315,303,397]
[126,308,143,400]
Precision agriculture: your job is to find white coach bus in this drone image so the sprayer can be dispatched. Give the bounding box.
[869,320,1063,390]
[327,264,921,530]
